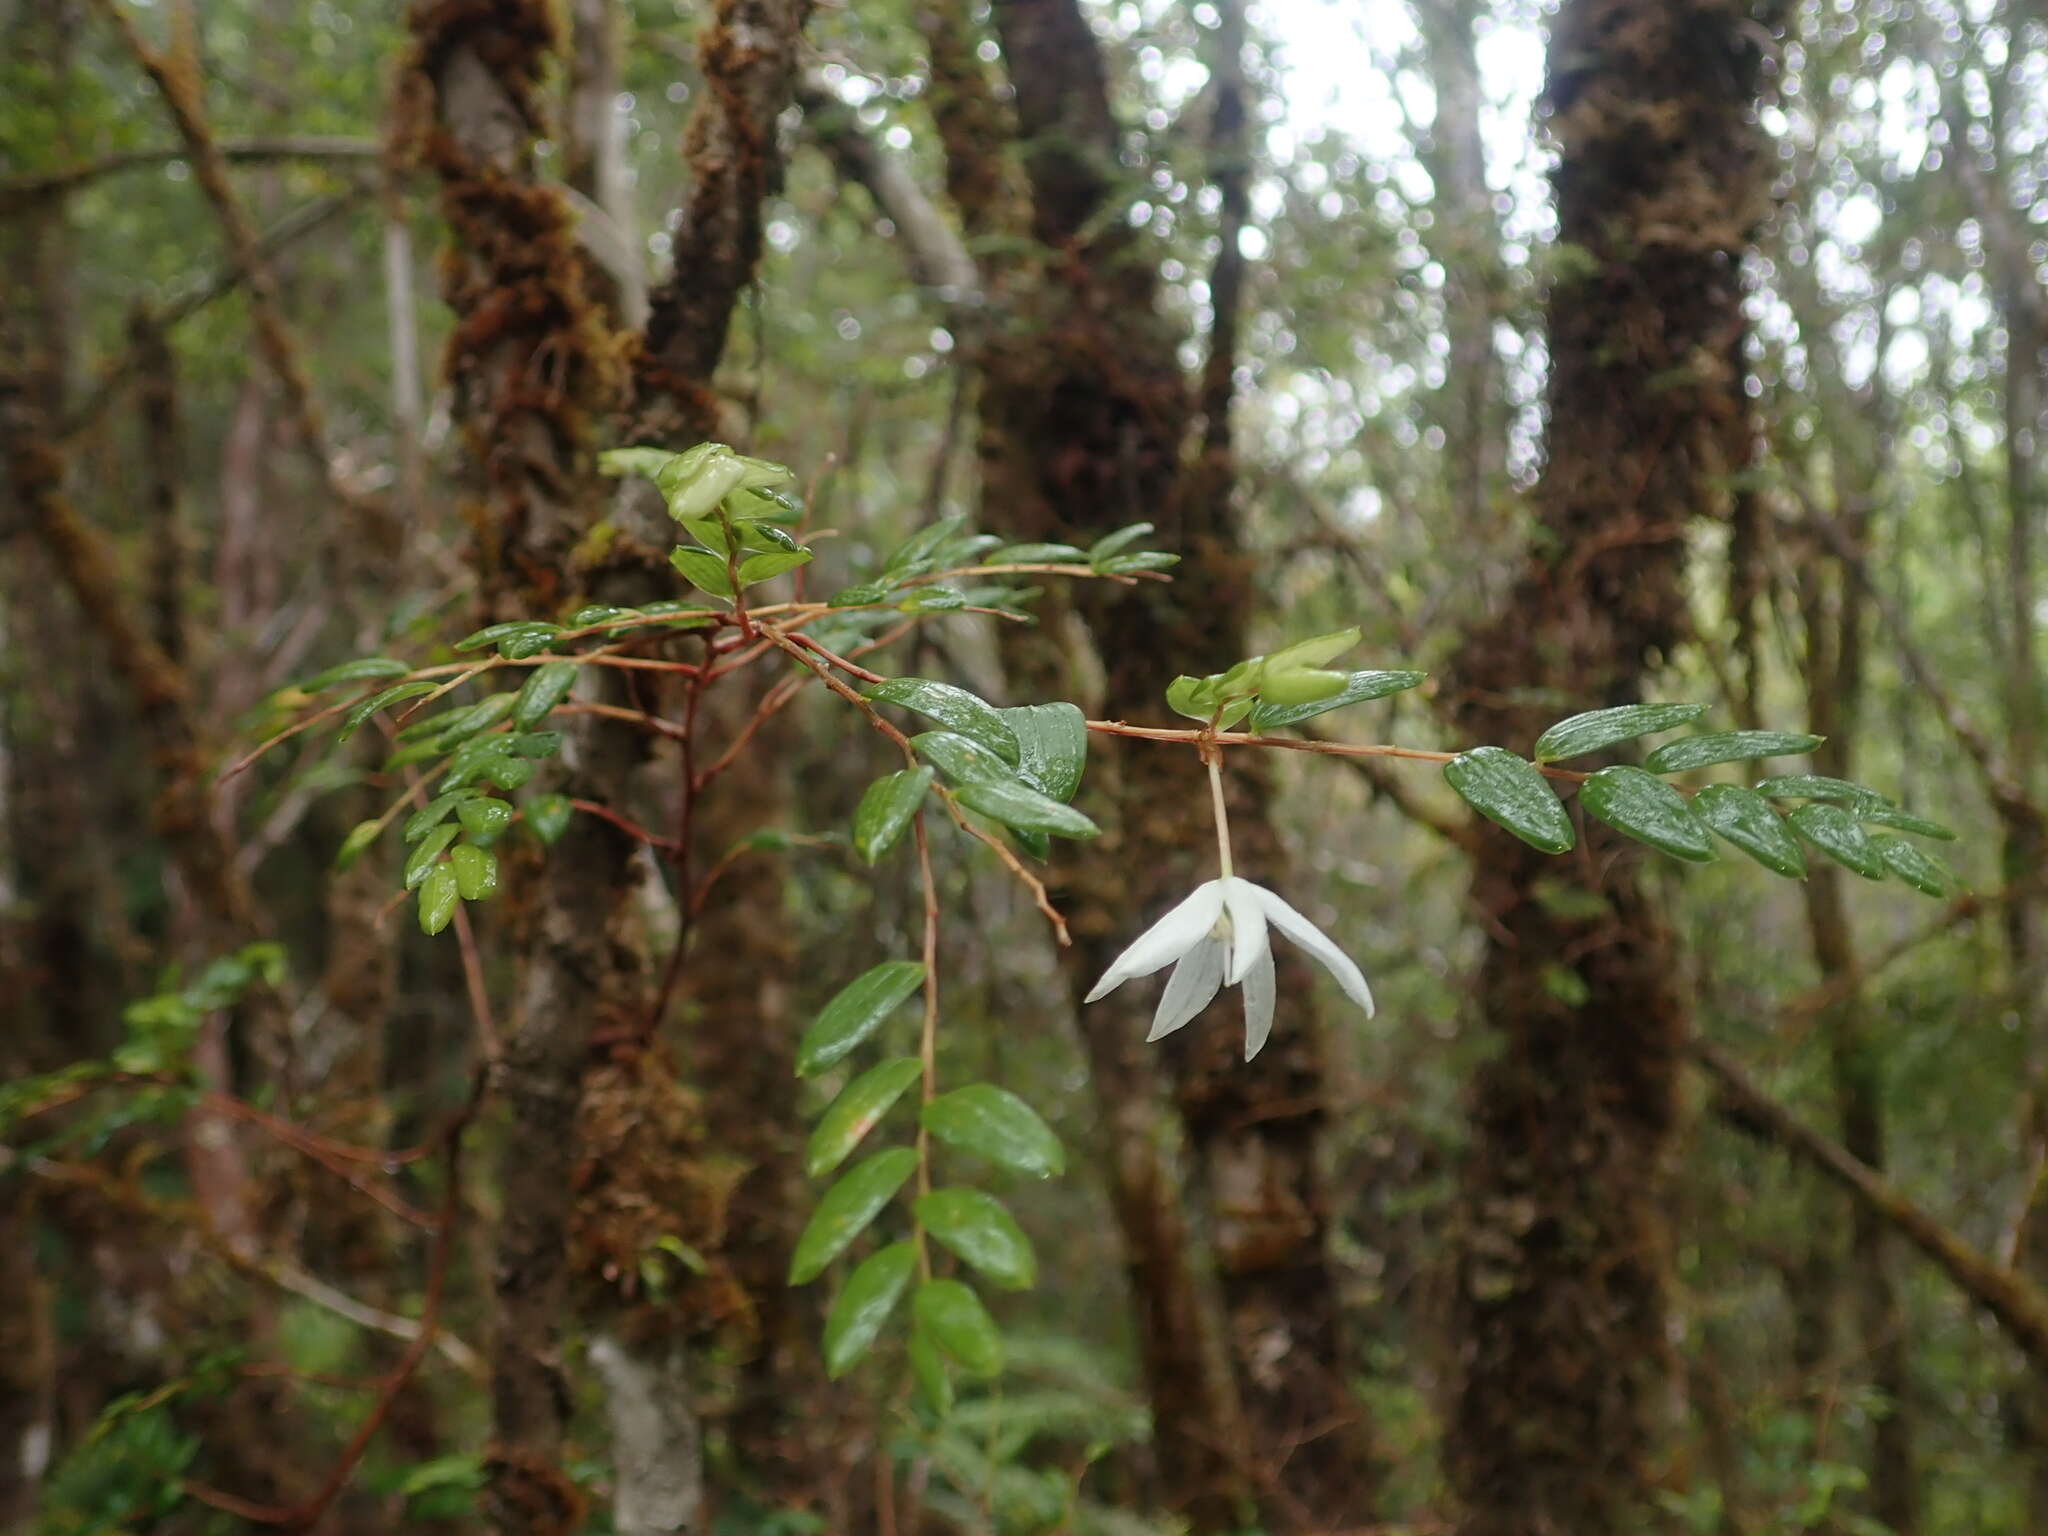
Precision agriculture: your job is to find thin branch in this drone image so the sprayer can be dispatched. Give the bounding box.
[0,136,379,213]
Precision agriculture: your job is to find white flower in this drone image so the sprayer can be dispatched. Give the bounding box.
[1083,876,1374,1060]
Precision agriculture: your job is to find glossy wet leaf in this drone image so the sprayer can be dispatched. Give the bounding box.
[293,657,410,692]
[498,625,562,660]
[912,1279,1003,1378]
[737,548,812,585]
[788,1149,917,1284]
[1872,835,1955,897]
[1001,704,1087,801]
[955,778,1100,840]
[830,583,890,607]
[1579,766,1716,863]
[1532,703,1709,763]
[481,756,535,791]
[1788,803,1888,881]
[1756,775,1891,810]
[1095,551,1179,575]
[915,1189,1037,1290]
[339,681,438,741]
[403,825,460,890]
[921,1084,1065,1178]
[456,797,513,845]
[865,678,1020,764]
[823,1242,917,1378]
[454,621,544,653]
[1641,731,1824,774]
[512,661,578,729]
[449,844,499,901]
[853,767,935,865]
[670,546,734,598]
[1247,668,1426,731]
[1691,784,1807,878]
[1859,805,1958,840]
[913,730,1015,787]
[404,790,478,843]
[417,864,460,937]
[806,1057,925,1177]
[1443,747,1574,854]
[797,961,927,1078]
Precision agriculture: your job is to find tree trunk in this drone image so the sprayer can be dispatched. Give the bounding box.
[1443,4,1776,1531]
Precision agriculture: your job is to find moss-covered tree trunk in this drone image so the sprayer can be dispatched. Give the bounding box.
[1442,4,1776,1531]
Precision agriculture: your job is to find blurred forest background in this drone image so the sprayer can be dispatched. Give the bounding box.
[4,0,2048,1532]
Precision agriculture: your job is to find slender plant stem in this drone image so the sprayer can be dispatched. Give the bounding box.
[1206,747,1234,879]
[913,810,940,1281]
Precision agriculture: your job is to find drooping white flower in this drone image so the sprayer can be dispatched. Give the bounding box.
[1084,876,1374,1060]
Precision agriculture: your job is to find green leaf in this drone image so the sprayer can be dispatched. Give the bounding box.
[1262,626,1362,673]
[455,621,543,653]
[340,681,438,741]
[921,1084,1065,1178]
[1641,731,1825,774]
[513,661,578,729]
[830,583,890,607]
[913,1279,1003,1378]
[1788,803,1888,880]
[449,844,499,901]
[998,704,1087,801]
[789,1149,918,1284]
[598,446,678,481]
[866,678,1020,763]
[1087,522,1155,563]
[806,1058,925,1177]
[898,584,966,612]
[670,546,735,598]
[457,798,513,844]
[509,730,564,758]
[1872,835,1956,897]
[909,1318,953,1414]
[853,767,935,865]
[404,825,461,890]
[988,542,1089,565]
[737,548,813,585]
[498,624,563,660]
[1532,703,1710,763]
[1257,668,1349,708]
[1756,775,1891,809]
[1860,806,1958,841]
[885,514,967,573]
[526,793,573,845]
[915,1189,1037,1290]
[1691,784,1807,878]
[955,778,1100,840]
[293,657,410,692]
[797,961,927,1077]
[334,820,383,870]
[569,605,632,626]
[1165,674,1218,721]
[481,756,535,791]
[1096,551,1179,575]
[1578,766,1716,863]
[1443,747,1574,854]
[1247,668,1426,731]
[914,731,1019,787]
[404,790,478,843]
[823,1242,917,1378]
[418,864,460,936]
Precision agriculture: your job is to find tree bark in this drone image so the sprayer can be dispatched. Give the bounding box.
[1442,4,1777,1531]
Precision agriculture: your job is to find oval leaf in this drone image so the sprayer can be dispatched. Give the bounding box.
[915,1189,1037,1291]
[404,789,478,843]
[1860,806,1957,841]
[1087,521,1155,563]
[988,541,1089,564]
[457,798,513,843]
[526,792,573,845]
[737,548,812,586]
[1443,746,1574,854]
[807,1057,925,1177]
[293,656,410,692]
[913,1279,1003,1378]
[1788,803,1888,881]
[913,730,1015,787]
[909,1318,954,1414]
[866,678,1020,764]
[1642,730,1824,774]
[1245,667,1425,733]
[417,864,460,936]
[513,660,578,730]
[853,767,936,865]
[334,819,382,870]
[1261,626,1362,673]
[1756,774,1891,810]
[797,961,927,1078]
[1871,835,1957,897]
[1533,703,1709,763]
[823,1242,918,1378]
[1691,783,1807,878]
[789,1149,918,1285]
[921,1084,1065,1178]
[404,824,461,890]
[1000,703,1087,801]
[670,546,735,598]
[340,681,438,741]
[1579,766,1716,863]
[450,844,499,901]
[955,777,1100,840]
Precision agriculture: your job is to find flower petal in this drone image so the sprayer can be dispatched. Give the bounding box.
[1218,877,1271,986]
[1084,880,1227,1003]
[1241,943,1276,1060]
[1147,937,1226,1042]
[1248,883,1375,1017]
